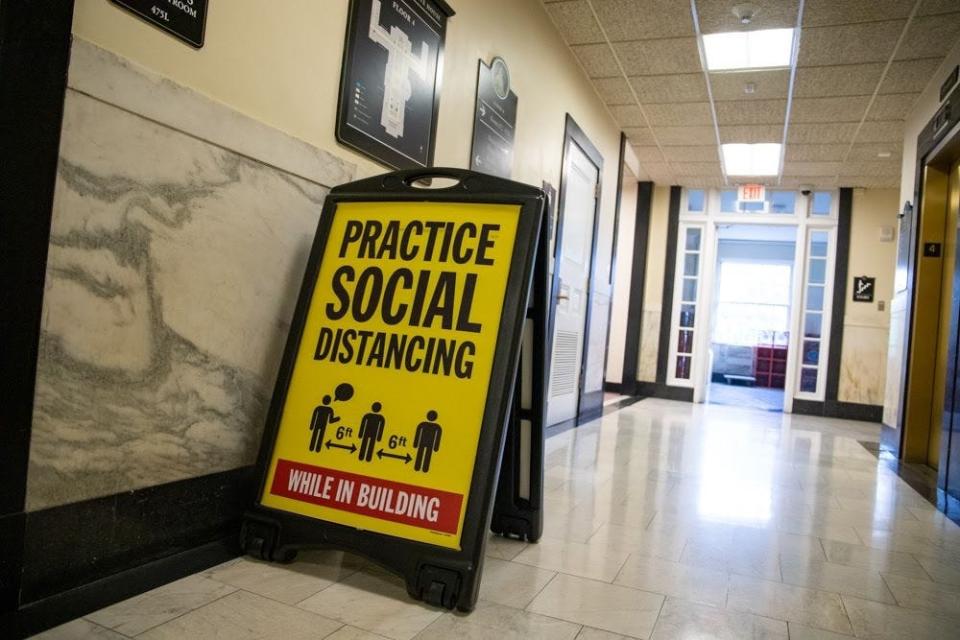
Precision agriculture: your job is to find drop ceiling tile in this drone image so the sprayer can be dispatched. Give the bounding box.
[847,142,903,160]
[592,0,693,41]
[719,125,783,143]
[662,145,721,162]
[856,120,905,142]
[632,145,665,162]
[545,0,605,45]
[624,127,657,145]
[803,0,913,26]
[784,144,848,162]
[680,177,726,188]
[613,38,702,76]
[781,176,839,188]
[654,125,717,146]
[726,175,779,186]
[571,43,621,78]
[793,64,884,98]
[697,0,799,32]
[881,58,944,94]
[896,14,960,60]
[790,96,871,123]
[919,0,960,17]
[839,161,901,177]
[787,122,859,143]
[782,161,842,176]
[839,175,900,188]
[644,102,714,126]
[629,74,708,103]
[867,93,919,121]
[715,99,787,125]
[592,77,634,105]
[610,104,646,127]
[710,69,790,101]
[671,162,723,177]
[643,162,675,181]
[798,21,905,66]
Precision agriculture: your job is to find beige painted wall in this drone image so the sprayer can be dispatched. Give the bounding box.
[839,188,900,405]
[72,0,622,245]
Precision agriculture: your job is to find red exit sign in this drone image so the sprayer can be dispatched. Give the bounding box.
[738,183,765,202]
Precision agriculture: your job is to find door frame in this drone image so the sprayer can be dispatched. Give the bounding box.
[546,114,604,426]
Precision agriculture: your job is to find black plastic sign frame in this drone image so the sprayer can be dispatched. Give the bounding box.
[111,0,208,48]
[242,168,543,611]
[490,182,552,542]
[335,0,455,170]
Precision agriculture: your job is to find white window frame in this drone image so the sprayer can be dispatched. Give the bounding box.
[670,188,839,410]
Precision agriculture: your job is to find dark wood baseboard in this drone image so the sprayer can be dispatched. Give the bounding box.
[792,399,883,423]
[636,381,694,402]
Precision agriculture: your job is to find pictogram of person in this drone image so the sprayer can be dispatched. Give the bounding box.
[358,402,386,462]
[309,395,340,452]
[414,410,442,473]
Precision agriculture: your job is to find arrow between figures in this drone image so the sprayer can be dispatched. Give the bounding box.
[326,440,357,453]
[377,449,412,463]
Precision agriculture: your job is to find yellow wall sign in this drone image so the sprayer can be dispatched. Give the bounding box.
[260,201,520,549]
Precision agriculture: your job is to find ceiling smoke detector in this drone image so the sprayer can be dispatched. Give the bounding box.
[732,3,759,25]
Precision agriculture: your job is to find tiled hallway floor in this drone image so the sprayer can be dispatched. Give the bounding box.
[35,399,960,639]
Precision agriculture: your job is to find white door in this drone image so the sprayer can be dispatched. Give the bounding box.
[546,143,599,425]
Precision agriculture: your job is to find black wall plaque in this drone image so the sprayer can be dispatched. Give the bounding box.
[469,58,517,179]
[336,0,455,169]
[924,242,943,258]
[111,0,208,48]
[853,276,875,303]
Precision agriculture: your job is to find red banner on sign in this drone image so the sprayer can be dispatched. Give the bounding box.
[269,459,463,534]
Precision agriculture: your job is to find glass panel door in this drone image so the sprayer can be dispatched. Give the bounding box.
[671,225,703,384]
[797,229,832,397]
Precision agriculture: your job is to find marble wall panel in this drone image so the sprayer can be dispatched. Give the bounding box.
[838,324,889,406]
[26,41,354,511]
[637,308,662,382]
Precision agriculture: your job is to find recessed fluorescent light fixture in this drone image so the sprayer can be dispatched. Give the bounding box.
[703,28,795,71]
[722,143,782,176]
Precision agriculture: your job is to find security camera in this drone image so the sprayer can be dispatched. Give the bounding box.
[800,185,813,196]
[801,189,812,196]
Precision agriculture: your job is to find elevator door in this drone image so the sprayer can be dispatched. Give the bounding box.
[944,158,960,494]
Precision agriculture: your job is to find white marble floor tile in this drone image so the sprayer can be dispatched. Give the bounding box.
[575,627,634,640]
[324,627,393,640]
[204,551,361,604]
[915,555,960,586]
[780,557,896,603]
[297,570,443,640]
[726,574,853,635]
[137,590,341,640]
[842,595,959,639]
[527,573,664,638]
[477,558,556,608]
[413,600,580,640]
[649,597,788,640]
[513,537,630,582]
[819,539,929,578]
[31,618,127,639]
[586,523,686,561]
[85,574,236,636]
[614,554,728,606]
[678,539,782,581]
[883,573,960,619]
[485,533,528,561]
[785,622,855,639]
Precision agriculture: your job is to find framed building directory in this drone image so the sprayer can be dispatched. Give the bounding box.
[336,0,455,169]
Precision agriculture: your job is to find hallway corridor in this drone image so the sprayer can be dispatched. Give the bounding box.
[37,400,960,640]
